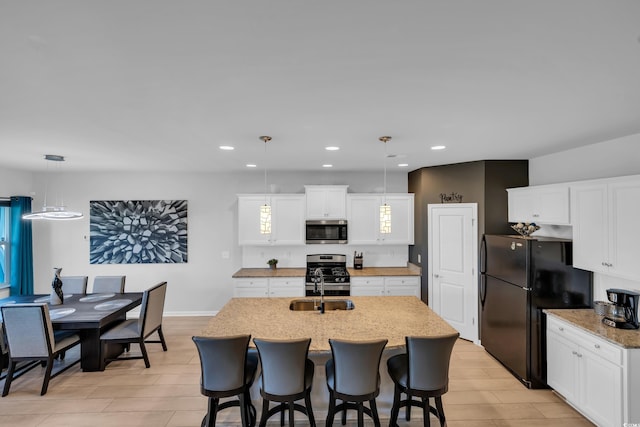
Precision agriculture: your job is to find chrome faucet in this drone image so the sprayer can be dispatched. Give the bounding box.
[313,267,326,314]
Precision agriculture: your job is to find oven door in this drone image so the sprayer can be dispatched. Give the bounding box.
[305,283,350,297]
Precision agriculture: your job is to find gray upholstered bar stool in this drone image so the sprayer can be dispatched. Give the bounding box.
[253,337,316,427]
[192,335,258,427]
[387,333,459,427]
[325,338,388,427]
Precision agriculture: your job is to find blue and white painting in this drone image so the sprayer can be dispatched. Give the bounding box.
[90,200,188,264]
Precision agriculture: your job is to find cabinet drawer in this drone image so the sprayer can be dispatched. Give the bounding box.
[384,276,419,287]
[351,277,384,287]
[269,278,303,288]
[547,315,622,365]
[234,278,269,288]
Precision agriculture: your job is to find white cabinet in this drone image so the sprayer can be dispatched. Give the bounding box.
[234,277,304,298]
[347,194,414,245]
[546,314,634,427]
[351,276,420,297]
[305,185,348,219]
[507,184,570,225]
[238,195,305,246]
[571,176,640,280]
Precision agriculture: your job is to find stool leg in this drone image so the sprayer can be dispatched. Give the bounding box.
[389,385,401,427]
[305,390,316,427]
[206,397,218,427]
[326,392,336,427]
[239,394,248,427]
[422,397,430,427]
[357,403,364,427]
[406,392,412,421]
[341,400,347,425]
[435,396,446,427]
[258,399,270,427]
[288,401,295,427]
[370,399,381,427]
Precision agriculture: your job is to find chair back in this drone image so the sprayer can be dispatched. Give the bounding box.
[93,275,126,293]
[406,333,459,392]
[254,337,311,396]
[329,338,387,396]
[193,335,251,392]
[62,276,88,294]
[139,282,167,338]
[1,304,54,358]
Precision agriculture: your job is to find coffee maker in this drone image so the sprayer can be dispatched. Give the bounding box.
[602,288,640,329]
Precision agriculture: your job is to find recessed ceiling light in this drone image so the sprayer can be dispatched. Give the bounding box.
[398,163,409,167]
[325,146,340,151]
[246,164,257,168]
[322,164,333,168]
[219,146,235,151]
[431,145,446,151]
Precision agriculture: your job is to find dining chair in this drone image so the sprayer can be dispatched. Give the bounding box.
[325,338,388,427]
[253,337,316,427]
[192,335,258,427]
[1,303,81,396]
[92,275,126,293]
[100,281,167,368]
[387,333,459,427]
[61,276,88,294]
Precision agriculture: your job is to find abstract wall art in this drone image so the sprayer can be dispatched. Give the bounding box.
[90,200,188,264]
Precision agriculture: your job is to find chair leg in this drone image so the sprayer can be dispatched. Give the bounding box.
[305,390,316,427]
[341,399,347,425]
[205,397,218,427]
[40,356,55,395]
[422,397,430,427]
[258,398,270,427]
[244,390,256,427]
[435,396,446,427]
[280,403,285,426]
[157,326,168,351]
[326,391,336,427]
[370,399,381,427]
[357,402,364,427]
[139,340,150,368]
[2,360,16,397]
[238,393,248,427]
[406,392,412,421]
[389,385,401,427]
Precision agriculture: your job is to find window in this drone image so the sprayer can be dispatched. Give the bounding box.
[0,203,9,287]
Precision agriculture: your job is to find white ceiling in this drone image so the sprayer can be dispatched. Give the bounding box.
[1,1,639,173]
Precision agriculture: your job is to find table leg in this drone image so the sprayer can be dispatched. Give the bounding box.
[79,329,125,372]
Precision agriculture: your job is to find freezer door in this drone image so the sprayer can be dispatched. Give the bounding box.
[481,275,529,383]
[484,235,528,287]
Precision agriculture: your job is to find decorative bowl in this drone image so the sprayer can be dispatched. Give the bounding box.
[511,222,540,237]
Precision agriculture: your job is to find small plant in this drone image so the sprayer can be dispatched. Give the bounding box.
[267,258,278,269]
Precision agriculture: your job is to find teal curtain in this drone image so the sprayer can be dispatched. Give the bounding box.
[10,196,34,295]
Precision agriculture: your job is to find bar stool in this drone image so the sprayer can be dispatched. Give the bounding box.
[387,333,459,427]
[253,337,316,427]
[325,338,388,427]
[192,335,258,427]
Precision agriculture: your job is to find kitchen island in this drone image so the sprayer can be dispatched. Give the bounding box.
[201,296,457,421]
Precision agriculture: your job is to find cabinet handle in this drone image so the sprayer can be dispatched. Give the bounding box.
[558,327,564,331]
[532,214,540,218]
[594,344,600,349]
[434,274,440,278]
[572,350,577,355]
[577,353,582,358]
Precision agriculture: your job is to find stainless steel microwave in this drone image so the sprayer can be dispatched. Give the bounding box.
[305,220,348,244]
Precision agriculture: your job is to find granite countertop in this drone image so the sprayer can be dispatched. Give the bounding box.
[545,309,640,349]
[232,263,421,278]
[201,296,457,352]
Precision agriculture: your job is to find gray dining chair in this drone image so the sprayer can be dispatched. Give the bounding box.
[1,303,81,396]
[325,338,388,427]
[61,276,88,294]
[100,281,167,368]
[92,275,126,293]
[387,333,459,427]
[192,335,258,427]
[253,337,316,427]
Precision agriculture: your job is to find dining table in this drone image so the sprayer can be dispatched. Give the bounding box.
[0,292,143,372]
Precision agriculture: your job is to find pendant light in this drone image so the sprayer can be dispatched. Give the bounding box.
[23,154,83,221]
[259,136,272,234]
[379,136,392,234]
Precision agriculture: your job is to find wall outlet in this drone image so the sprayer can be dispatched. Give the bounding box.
[418,254,421,263]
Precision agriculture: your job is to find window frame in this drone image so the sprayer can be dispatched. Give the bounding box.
[0,201,10,288]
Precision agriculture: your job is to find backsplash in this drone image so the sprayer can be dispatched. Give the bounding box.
[241,244,410,269]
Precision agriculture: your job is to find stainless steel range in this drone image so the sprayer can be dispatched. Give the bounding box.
[305,254,350,297]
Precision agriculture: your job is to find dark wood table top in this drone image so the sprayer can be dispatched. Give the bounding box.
[0,292,143,330]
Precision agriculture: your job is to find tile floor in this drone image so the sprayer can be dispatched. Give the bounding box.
[0,316,593,426]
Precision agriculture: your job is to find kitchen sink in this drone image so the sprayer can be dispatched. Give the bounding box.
[289,299,355,311]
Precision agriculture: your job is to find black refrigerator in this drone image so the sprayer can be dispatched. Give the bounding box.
[480,235,593,389]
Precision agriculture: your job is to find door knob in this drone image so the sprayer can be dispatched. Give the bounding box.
[434,274,440,278]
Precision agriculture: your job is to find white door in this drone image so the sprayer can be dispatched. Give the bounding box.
[428,203,478,342]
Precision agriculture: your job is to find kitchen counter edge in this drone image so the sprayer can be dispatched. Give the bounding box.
[544,308,640,349]
[232,263,421,278]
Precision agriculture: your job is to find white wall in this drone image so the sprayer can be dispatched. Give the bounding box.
[529,132,640,299]
[21,169,407,314]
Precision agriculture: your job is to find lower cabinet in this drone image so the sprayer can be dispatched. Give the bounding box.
[350,276,420,297]
[546,314,638,427]
[234,277,304,298]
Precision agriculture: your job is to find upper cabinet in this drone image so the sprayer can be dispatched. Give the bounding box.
[305,185,348,219]
[347,194,414,245]
[571,176,640,280]
[238,195,305,246]
[507,184,570,225]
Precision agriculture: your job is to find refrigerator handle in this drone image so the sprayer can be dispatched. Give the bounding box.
[479,235,488,307]
[480,273,487,307]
